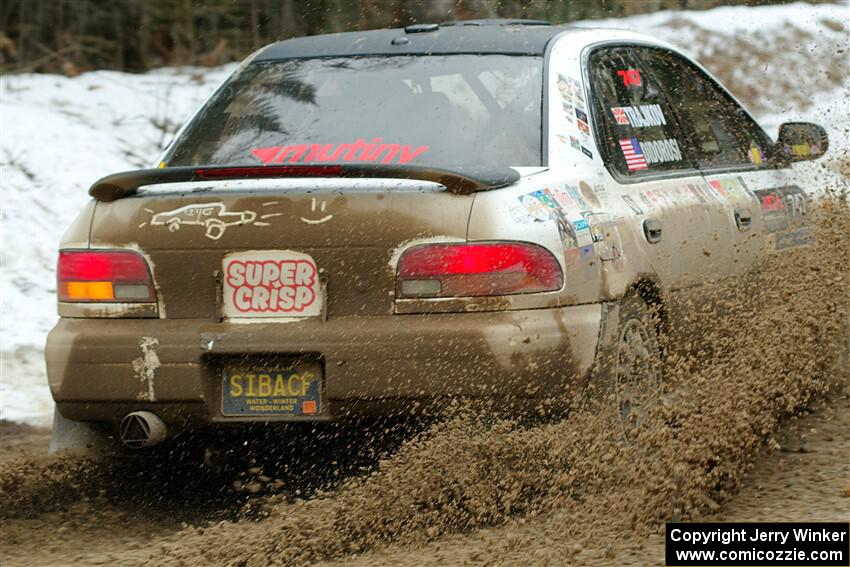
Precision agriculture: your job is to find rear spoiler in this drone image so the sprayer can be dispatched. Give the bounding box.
[88,164,521,202]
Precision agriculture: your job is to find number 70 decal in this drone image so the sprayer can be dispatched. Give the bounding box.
[617,69,642,87]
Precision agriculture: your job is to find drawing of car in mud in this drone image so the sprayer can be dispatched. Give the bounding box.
[150,203,257,240]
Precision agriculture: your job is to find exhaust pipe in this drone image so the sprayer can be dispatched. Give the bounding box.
[119,411,168,448]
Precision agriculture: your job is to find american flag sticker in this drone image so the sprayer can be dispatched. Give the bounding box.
[619,138,648,171]
[611,107,629,125]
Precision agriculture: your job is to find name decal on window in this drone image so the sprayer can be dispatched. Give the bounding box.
[611,105,666,128]
[619,137,682,171]
[251,139,429,165]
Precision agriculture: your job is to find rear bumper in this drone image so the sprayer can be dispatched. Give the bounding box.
[46,304,602,425]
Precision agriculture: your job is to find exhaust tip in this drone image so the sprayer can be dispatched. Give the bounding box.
[119,411,167,448]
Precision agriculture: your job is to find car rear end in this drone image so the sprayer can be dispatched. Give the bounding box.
[45,38,603,446]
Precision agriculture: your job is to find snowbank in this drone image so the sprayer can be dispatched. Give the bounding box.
[1,3,847,425]
[1,66,235,425]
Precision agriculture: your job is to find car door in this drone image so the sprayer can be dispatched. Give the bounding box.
[633,47,811,270]
[587,45,735,290]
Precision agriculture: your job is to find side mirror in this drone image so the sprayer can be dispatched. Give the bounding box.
[775,122,828,162]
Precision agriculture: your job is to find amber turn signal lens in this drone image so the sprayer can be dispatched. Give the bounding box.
[60,281,115,301]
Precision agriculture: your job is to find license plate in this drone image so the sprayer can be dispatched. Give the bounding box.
[221,363,322,417]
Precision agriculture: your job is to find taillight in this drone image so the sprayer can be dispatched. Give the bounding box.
[58,250,155,303]
[397,242,563,298]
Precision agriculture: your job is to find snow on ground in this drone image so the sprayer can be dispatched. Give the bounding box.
[1,66,235,425]
[1,3,848,425]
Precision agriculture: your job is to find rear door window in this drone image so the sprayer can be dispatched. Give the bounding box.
[589,46,692,179]
[632,46,774,171]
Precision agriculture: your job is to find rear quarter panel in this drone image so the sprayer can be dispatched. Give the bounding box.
[476,30,661,307]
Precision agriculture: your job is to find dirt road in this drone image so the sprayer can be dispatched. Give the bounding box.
[1,199,848,567]
[317,393,848,567]
[0,392,847,567]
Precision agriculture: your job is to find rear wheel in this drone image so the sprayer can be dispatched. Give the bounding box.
[613,295,663,444]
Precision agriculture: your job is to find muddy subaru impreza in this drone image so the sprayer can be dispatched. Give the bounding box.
[46,20,828,453]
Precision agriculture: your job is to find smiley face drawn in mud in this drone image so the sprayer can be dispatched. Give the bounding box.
[300,198,334,225]
[149,202,257,240]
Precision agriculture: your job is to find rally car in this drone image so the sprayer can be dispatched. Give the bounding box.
[45,19,828,453]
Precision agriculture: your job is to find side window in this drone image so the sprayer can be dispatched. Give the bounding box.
[634,47,773,171]
[589,47,691,179]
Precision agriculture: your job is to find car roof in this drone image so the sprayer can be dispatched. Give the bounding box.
[254,20,574,61]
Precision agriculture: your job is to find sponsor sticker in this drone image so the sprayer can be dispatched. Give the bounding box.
[555,75,589,157]
[556,74,573,104]
[551,187,577,210]
[785,143,821,158]
[557,218,579,249]
[571,77,585,105]
[222,250,322,319]
[707,178,756,207]
[564,184,590,210]
[518,193,553,222]
[687,183,719,204]
[511,187,589,251]
[610,105,666,128]
[641,190,664,208]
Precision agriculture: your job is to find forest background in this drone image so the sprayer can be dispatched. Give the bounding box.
[1,0,828,74]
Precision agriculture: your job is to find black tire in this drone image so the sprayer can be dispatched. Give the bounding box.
[613,294,663,444]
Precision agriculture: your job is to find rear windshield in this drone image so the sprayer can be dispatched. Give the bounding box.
[165,55,543,169]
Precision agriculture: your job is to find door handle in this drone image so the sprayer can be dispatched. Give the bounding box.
[734,208,753,231]
[643,218,662,244]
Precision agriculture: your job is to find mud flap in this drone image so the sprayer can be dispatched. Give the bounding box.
[49,407,123,459]
[583,301,622,404]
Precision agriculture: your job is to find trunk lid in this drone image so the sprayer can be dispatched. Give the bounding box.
[89,178,473,319]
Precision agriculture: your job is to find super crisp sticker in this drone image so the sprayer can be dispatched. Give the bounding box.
[222,250,322,319]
